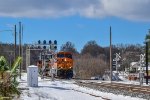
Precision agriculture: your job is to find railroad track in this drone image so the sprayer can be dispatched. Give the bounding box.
[76,81,150,94]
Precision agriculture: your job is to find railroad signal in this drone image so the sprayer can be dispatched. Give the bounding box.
[38,40,41,44]
[38,46,41,49]
[112,59,116,68]
[113,53,121,73]
[43,46,46,49]
[36,40,57,51]
[54,45,57,50]
[43,40,46,44]
[54,40,57,45]
[49,40,52,44]
[140,54,145,63]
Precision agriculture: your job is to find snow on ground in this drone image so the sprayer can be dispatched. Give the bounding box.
[18,73,145,100]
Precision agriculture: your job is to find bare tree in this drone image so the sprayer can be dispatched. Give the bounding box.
[81,40,104,57]
[60,41,79,55]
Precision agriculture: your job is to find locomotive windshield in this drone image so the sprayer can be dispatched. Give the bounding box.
[57,54,65,58]
[65,54,72,59]
[57,53,72,59]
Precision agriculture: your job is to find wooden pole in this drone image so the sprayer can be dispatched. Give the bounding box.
[19,22,22,79]
[14,25,17,60]
[110,26,112,82]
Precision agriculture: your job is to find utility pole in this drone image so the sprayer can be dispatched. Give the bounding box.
[21,24,24,74]
[14,25,17,60]
[110,26,112,82]
[19,22,22,79]
[146,40,149,84]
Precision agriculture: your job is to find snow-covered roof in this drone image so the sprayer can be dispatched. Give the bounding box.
[130,62,140,68]
[131,62,138,66]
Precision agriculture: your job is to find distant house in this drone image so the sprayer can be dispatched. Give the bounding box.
[130,62,140,73]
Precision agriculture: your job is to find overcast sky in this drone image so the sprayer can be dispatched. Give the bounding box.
[0,0,150,21]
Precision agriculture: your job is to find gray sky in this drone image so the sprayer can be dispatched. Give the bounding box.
[0,0,150,21]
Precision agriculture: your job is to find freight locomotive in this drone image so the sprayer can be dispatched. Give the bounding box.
[56,51,73,78]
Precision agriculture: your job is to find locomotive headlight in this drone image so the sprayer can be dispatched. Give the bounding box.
[64,58,67,62]
[69,67,72,69]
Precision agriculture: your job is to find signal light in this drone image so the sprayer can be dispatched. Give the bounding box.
[112,60,116,68]
[38,40,41,44]
[43,40,46,44]
[54,40,57,45]
[49,40,52,44]
[54,46,57,50]
[43,46,46,49]
[38,46,41,49]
